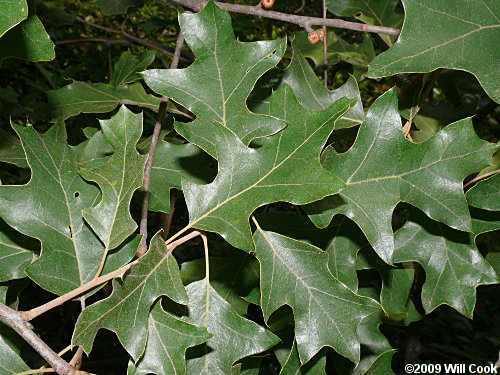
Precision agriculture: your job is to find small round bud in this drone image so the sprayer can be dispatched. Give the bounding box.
[308,31,320,44]
[262,0,274,8]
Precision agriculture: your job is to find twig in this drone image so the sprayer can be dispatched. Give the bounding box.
[0,303,78,375]
[54,37,132,46]
[322,0,328,87]
[162,0,400,36]
[75,17,190,61]
[21,229,200,322]
[15,370,54,375]
[160,192,177,240]
[138,32,185,256]
[463,169,500,189]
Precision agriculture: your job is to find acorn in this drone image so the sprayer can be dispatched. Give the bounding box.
[262,0,274,8]
[308,31,320,44]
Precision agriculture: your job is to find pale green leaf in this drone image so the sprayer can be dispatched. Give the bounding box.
[0,336,30,375]
[128,303,212,375]
[73,231,188,360]
[184,279,280,375]
[0,15,54,62]
[253,224,381,364]
[80,106,146,251]
[47,82,161,120]
[466,174,500,211]
[110,50,156,86]
[368,0,500,103]
[179,85,351,252]
[143,1,287,158]
[306,89,497,263]
[283,47,364,129]
[393,208,498,317]
[0,0,27,37]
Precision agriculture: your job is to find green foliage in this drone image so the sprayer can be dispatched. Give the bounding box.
[0,0,499,374]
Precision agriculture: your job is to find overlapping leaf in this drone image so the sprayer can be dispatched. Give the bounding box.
[362,350,396,375]
[253,222,381,364]
[47,82,160,120]
[306,89,497,263]
[280,342,326,375]
[184,279,280,375]
[0,129,27,168]
[393,208,498,317]
[80,106,146,252]
[127,303,212,375]
[111,50,156,86]
[0,14,54,62]
[466,174,499,211]
[181,249,260,315]
[327,0,402,45]
[368,0,500,103]
[73,232,188,360]
[149,139,215,213]
[0,0,27,37]
[0,123,135,294]
[0,219,36,282]
[283,47,364,129]
[143,1,287,158]
[180,85,351,252]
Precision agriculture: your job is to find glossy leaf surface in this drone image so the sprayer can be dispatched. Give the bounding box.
[368,0,500,103]
[466,174,500,211]
[128,303,212,375]
[306,89,496,262]
[80,106,146,251]
[0,219,35,282]
[253,224,381,364]
[181,85,351,252]
[47,82,160,120]
[393,208,498,317]
[0,0,27,37]
[73,232,188,360]
[184,279,280,375]
[110,50,156,86]
[143,1,287,158]
[0,15,54,62]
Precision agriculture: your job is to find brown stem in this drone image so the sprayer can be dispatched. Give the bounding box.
[55,37,132,46]
[322,0,328,87]
[138,32,185,256]
[464,169,500,189]
[160,192,177,240]
[21,229,200,322]
[75,17,190,61]
[0,303,77,375]
[163,0,400,36]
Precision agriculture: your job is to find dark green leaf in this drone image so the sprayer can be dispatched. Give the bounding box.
[128,303,212,375]
[306,89,496,263]
[361,350,396,375]
[143,1,287,158]
[184,279,280,375]
[0,0,27,37]
[0,219,36,282]
[110,50,156,86]
[47,82,161,121]
[96,0,142,15]
[368,0,500,103]
[280,341,326,375]
[178,85,351,252]
[284,47,364,129]
[0,15,54,62]
[393,208,498,317]
[80,106,146,251]
[73,231,188,360]
[0,129,27,168]
[253,223,381,364]
[466,174,500,211]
